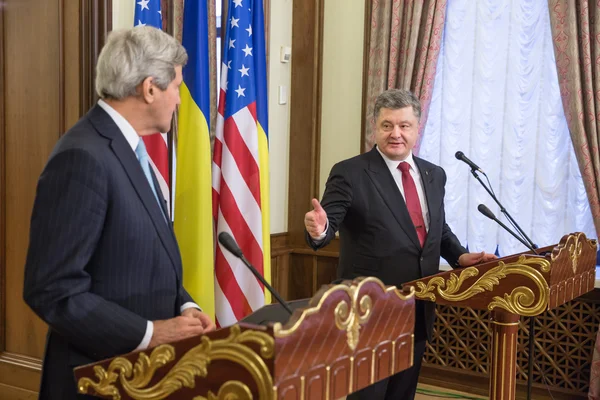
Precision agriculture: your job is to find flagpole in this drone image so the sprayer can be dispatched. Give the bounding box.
[166,0,176,219]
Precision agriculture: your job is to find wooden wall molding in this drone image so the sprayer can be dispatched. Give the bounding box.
[0,1,111,397]
[80,0,112,115]
[287,0,325,247]
[360,0,373,154]
[0,0,6,355]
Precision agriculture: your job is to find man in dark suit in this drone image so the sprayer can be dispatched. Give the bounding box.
[23,26,215,399]
[304,89,496,400]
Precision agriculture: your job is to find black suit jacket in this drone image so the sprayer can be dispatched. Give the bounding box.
[307,147,466,341]
[23,105,194,399]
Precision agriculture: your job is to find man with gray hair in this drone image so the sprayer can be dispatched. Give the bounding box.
[304,89,496,399]
[23,26,215,399]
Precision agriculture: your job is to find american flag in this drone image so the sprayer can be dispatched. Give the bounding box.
[134,0,171,213]
[212,0,270,327]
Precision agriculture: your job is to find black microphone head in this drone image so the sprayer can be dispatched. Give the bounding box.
[455,151,464,160]
[477,204,496,220]
[218,232,243,258]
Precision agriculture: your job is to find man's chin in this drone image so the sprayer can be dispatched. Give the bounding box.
[383,148,408,160]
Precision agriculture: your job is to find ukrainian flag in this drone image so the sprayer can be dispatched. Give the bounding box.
[175,0,215,318]
[253,0,271,304]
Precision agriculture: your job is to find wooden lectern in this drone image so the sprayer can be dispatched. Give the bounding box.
[404,232,598,400]
[74,277,415,399]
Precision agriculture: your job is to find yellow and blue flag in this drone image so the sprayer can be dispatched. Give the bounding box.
[175,0,215,318]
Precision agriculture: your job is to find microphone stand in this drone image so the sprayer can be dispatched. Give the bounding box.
[470,169,537,251]
[469,168,538,400]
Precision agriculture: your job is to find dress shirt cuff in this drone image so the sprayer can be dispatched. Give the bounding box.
[181,302,202,313]
[311,219,329,244]
[135,321,153,351]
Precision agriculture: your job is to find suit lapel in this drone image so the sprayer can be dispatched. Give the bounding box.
[414,156,437,247]
[364,148,421,249]
[87,105,182,279]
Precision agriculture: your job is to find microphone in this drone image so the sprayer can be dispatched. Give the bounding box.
[455,151,484,174]
[218,232,293,315]
[477,204,538,255]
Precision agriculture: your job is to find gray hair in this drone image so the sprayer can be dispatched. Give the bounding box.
[95,26,188,100]
[373,89,421,121]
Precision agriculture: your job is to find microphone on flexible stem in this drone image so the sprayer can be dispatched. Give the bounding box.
[457,150,537,251]
[477,204,538,255]
[455,151,485,174]
[218,232,293,315]
[478,204,539,400]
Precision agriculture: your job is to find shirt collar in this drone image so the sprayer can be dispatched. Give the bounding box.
[98,99,140,154]
[376,146,417,173]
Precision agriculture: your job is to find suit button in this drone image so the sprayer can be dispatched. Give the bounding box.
[420,257,424,261]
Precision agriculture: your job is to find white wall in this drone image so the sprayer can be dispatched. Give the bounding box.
[112,1,292,233]
[319,0,365,197]
[267,0,293,233]
[112,1,135,30]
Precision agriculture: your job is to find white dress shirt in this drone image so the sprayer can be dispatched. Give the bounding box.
[375,147,430,231]
[98,100,200,351]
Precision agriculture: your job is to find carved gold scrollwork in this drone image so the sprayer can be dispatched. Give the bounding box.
[335,291,372,351]
[78,325,274,400]
[566,234,583,274]
[413,256,551,316]
[274,277,401,351]
[194,381,253,400]
[551,232,597,274]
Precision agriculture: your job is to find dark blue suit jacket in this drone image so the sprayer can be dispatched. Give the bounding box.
[307,147,467,342]
[23,105,194,399]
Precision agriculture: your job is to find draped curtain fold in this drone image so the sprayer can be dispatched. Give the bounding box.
[548,0,600,236]
[419,0,596,258]
[546,2,600,398]
[362,0,447,151]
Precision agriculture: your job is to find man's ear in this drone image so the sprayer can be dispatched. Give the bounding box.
[140,76,155,104]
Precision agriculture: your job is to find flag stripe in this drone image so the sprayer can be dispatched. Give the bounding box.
[220,141,263,247]
[213,0,269,326]
[135,1,171,212]
[223,119,261,205]
[143,134,169,180]
[222,124,262,210]
[215,210,264,307]
[214,246,251,320]
[232,104,259,164]
[175,1,215,318]
[218,180,264,274]
[214,273,237,327]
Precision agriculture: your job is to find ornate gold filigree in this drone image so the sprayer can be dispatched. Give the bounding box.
[78,325,274,400]
[274,277,408,350]
[412,256,551,316]
[194,381,253,400]
[569,236,583,274]
[334,292,372,350]
[551,233,598,274]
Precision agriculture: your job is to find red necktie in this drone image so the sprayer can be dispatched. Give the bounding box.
[398,162,427,247]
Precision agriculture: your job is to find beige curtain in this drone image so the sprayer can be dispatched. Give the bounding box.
[363,0,447,152]
[547,1,600,398]
[548,0,600,235]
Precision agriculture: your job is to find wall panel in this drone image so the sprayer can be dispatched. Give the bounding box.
[0,1,109,397]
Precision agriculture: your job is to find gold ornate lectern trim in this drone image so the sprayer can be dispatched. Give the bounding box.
[78,325,274,400]
[551,232,596,274]
[274,277,414,351]
[414,256,550,316]
[193,380,253,400]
